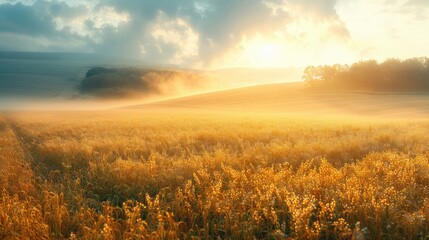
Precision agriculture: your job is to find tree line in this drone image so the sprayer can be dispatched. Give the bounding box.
[303,57,429,91]
[80,67,210,98]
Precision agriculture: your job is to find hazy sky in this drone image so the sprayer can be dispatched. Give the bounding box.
[0,0,428,69]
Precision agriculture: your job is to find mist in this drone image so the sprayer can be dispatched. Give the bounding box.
[0,52,303,110]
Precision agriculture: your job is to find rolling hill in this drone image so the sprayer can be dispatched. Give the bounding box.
[127,82,429,118]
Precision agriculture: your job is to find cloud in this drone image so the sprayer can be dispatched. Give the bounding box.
[0,2,55,36]
[33,0,130,41]
[142,11,200,65]
[1,0,428,70]
[335,0,429,62]
[402,0,429,20]
[407,0,429,6]
[1,0,348,66]
[266,0,349,43]
[0,0,365,67]
[97,0,348,66]
[0,0,129,51]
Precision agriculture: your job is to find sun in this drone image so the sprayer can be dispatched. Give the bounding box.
[258,44,279,63]
[242,38,284,68]
[210,35,296,69]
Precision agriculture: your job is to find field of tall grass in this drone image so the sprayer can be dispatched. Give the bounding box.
[1,111,429,239]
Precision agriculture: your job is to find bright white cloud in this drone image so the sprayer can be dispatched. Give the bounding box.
[53,5,130,42]
[144,11,200,65]
[90,6,130,30]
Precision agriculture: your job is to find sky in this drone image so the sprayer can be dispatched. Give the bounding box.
[0,0,428,69]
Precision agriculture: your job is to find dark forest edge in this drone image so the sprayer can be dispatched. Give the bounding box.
[80,67,211,99]
[303,57,429,92]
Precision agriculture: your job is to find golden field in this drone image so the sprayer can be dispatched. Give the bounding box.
[1,110,429,239]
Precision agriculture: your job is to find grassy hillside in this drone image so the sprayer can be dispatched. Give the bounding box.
[131,82,429,118]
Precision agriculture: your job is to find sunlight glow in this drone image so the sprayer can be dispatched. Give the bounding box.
[210,25,355,69]
[212,36,289,69]
[242,38,284,68]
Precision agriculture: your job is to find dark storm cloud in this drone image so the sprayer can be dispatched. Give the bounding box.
[0,0,129,52]
[36,0,89,19]
[0,2,55,36]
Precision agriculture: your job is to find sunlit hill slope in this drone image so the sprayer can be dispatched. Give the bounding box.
[128,82,429,117]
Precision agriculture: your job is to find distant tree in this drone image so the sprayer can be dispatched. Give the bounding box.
[303,57,429,92]
[302,66,322,86]
[85,67,115,78]
[380,58,402,89]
